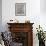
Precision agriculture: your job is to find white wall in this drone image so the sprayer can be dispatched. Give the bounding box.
[2,0,40,46]
[40,0,46,31]
[2,0,46,46]
[2,0,32,31]
[40,0,46,14]
[0,0,2,31]
[40,1,46,45]
[2,0,40,30]
[32,0,40,46]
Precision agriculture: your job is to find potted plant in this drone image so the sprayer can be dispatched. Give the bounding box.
[36,25,45,46]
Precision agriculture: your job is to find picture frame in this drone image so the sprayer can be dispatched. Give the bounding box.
[15,3,26,16]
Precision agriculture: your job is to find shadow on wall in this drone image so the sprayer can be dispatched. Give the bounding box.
[0,0,2,32]
[40,0,46,14]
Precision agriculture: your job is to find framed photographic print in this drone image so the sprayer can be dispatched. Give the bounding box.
[15,3,26,16]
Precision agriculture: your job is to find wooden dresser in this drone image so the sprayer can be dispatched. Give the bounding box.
[7,23,34,46]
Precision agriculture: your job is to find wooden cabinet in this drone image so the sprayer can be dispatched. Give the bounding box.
[7,23,34,46]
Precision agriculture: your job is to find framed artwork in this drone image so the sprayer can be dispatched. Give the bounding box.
[15,3,26,16]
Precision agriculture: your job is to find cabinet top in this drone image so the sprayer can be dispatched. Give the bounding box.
[7,23,34,25]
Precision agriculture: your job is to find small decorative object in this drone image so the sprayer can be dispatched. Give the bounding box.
[10,20,13,21]
[9,19,19,23]
[15,3,26,16]
[9,19,14,23]
[36,25,45,46]
[14,19,19,23]
[25,20,30,23]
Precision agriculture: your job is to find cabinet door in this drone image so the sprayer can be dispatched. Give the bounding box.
[11,32,28,46]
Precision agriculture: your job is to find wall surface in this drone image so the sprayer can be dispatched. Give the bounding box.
[2,0,40,31]
[2,0,40,46]
[40,0,46,31]
[2,0,46,46]
[0,0,2,31]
